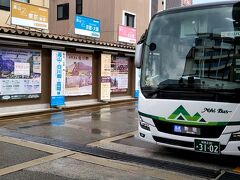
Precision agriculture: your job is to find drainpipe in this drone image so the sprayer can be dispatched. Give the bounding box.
[149,0,152,22]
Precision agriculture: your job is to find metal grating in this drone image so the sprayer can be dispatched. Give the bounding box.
[218,172,240,180]
[0,128,221,179]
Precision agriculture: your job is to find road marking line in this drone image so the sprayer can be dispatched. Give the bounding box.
[89,140,157,159]
[88,131,137,146]
[0,150,74,176]
[214,170,226,180]
[70,153,198,180]
[0,135,64,154]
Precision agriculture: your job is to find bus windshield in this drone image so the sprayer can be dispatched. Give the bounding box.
[141,3,240,102]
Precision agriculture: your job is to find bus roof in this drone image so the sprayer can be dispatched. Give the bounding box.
[154,1,237,17]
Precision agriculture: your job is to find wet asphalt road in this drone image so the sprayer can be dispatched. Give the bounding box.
[1,101,240,178]
[1,102,138,145]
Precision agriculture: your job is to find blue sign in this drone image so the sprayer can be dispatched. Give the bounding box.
[134,90,139,98]
[75,15,100,38]
[51,96,65,107]
[51,50,66,107]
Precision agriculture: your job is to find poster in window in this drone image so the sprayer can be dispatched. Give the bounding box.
[0,47,41,100]
[65,53,92,96]
[111,56,128,92]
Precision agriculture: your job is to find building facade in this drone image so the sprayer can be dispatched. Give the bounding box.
[166,0,192,9]
[0,0,192,117]
[151,0,165,17]
[0,0,137,117]
[0,0,192,43]
[49,0,151,44]
[0,27,135,116]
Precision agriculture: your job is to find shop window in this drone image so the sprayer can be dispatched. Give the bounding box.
[76,0,82,14]
[111,56,129,93]
[124,12,135,28]
[0,0,10,11]
[57,3,69,20]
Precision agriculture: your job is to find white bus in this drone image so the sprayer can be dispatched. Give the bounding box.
[135,1,240,155]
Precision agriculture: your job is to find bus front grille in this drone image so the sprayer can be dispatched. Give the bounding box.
[152,135,226,151]
[153,120,225,138]
[153,136,193,147]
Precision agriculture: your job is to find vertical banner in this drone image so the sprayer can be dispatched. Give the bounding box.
[100,54,111,101]
[51,50,66,107]
[65,53,92,96]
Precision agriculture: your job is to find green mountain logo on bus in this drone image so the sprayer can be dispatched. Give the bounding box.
[168,105,206,122]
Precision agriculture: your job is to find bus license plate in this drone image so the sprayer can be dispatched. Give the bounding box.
[194,139,220,154]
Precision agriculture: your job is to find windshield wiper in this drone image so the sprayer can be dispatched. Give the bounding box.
[147,77,202,97]
[178,76,201,88]
[147,86,177,98]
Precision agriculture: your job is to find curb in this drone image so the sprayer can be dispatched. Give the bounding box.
[0,98,137,121]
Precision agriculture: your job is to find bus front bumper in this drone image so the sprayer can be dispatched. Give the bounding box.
[138,124,240,156]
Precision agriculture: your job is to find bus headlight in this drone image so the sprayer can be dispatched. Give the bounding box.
[139,117,150,131]
[230,132,240,141]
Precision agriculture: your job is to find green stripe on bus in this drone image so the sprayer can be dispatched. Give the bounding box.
[138,111,240,126]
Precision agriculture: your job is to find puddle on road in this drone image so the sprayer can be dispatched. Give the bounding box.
[18,112,65,129]
[18,122,52,129]
[9,102,137,140]
[91,128,101,134]
[91,128,111,136]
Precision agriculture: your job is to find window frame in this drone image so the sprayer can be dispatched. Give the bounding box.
[0,0,10,11]
[76,0,82,15]
[122,10,136,28]
[57,3,69,21]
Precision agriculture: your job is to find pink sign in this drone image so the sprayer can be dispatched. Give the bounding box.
[118,25,136,44]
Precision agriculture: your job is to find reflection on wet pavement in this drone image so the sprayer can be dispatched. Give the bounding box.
[1,102,138,145]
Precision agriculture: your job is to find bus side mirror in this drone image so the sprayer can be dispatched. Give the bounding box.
[135,43,143,68]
